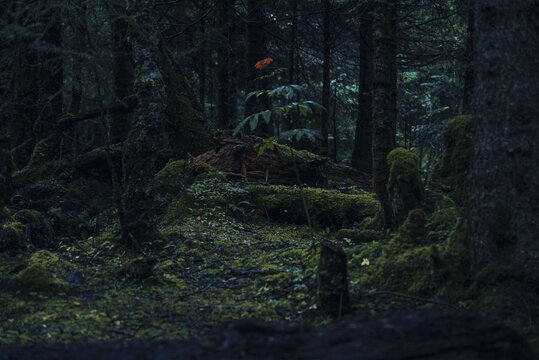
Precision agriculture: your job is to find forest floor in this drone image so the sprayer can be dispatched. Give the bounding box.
[0,139,537,357]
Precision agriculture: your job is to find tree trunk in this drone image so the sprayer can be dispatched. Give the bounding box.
[462,0,474,114]
[351,6,374,173]
[245,0,271,137]
[217,0,237,129]
[317,242,350,317]
[111,11,134,144]
[320,0,331,157]
[122,0,168,249]
[372,1,397,227]
[470,0,539,284]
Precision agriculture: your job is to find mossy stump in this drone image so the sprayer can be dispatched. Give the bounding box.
[317,241,350,317]
[387,148,423,229]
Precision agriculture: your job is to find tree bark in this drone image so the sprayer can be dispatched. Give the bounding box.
[122,0,168,248]
[217,0,237,129]
[462,0,474,114]
[351,6,374,173]
[111,8,135,144]
[372,1,397,227]
[470,0,539,284]
[245,0,271,137]
[320,0,331,157]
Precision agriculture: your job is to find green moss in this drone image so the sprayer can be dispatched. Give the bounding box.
[27,250,60,271]
[246,184,380,228]
[427,207,459,232]
[8,263,69,294]
[0,221,25,252]
[387,148,421,190]
[336,228,385,244]
[386,148,423,227]
[359,215,470,297]
[389,209,426,248]
[429,115,472,203]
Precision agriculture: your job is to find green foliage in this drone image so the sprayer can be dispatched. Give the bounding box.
[234,68,324,137]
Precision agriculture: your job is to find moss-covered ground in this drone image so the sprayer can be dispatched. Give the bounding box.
[0,127,537,355]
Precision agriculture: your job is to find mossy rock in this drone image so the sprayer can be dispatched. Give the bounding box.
[8,263,69,294]
[155,160,225,194]
[360,216,470,297]
[246,185,380,229]
[389,209,427,248]
[0,221,25,252]
[7,248,70,294]
[27,250,60,271]
[429,115,472,203]
[387,148,423,228]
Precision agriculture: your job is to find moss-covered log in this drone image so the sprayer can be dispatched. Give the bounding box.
[246,184,380,228]
[192,135,372,188]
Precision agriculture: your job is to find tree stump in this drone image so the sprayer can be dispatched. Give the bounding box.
[317,241,350,317]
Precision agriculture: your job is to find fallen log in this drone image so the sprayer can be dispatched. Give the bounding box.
[192,135,372,189]
[0,310,533,360]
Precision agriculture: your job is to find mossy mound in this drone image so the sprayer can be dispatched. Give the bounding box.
[155,160,225,195]
[429,115,472,203]
[8,263,69,294]
[0,221,26,252]
[386,148,423,228]
[358,210,468,297]
[246,184,380,229]
[7,250,70,294]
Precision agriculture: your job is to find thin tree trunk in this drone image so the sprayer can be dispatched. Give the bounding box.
[245,0,271,137]
[462,0,474,114]
[372,0,397,227]
[351,6,373,173]
[320,0,331,156]
[217,0,237,129]
[122,0,168,249]
[111,7,134,144]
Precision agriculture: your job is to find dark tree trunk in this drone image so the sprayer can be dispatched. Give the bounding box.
[245,0,271,137]
[372,1,397,227]
[285,0,299,132]
[112,12,134,144]
[470,0,539,284]
[320,0,331,157]
[35,17,64,142]
[317,242,350,317]
[351,6,373,173]
[122,0,168,249]
[462,0,474,114]
[217,0,237,129]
